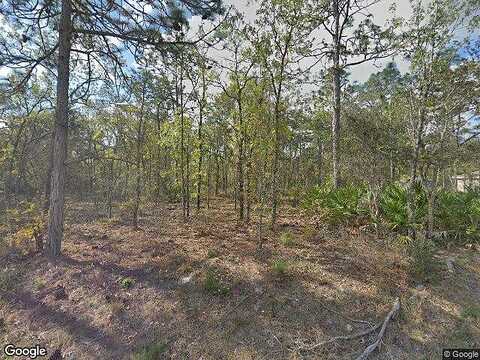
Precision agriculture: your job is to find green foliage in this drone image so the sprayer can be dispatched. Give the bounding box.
[303,180,478,250]
[119,277,135,289]
[380,183,426,232]
[271,259,288,275]
[0,267,21,291]
[436,190,480,242]
[302,183,369,225]
[407,237,437,281]
[132,342,167,360]
[33,278,46,290]
[203,268,230,296]
[207,248,220,259]
[461,305,480,320]
[4,201,45,254]
[302,225,317,241]
[279,231,295,247]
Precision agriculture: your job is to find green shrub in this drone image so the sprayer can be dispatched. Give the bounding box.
[407,237,436,281]
[132,342,166,360]
[204,268,230,296]
[461,305,480,320]
[279,231,296,247]
[33,278,46,290]
[207,248,219,259]
[4,201,45,253]
[380,182,427,233]
[119,277,135,289]
[436,190,480,243]
[302,183,369,225]
[272,259,288,275]
[0,267,22,291]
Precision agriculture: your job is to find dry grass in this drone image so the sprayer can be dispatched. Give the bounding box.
[0,198,479,359]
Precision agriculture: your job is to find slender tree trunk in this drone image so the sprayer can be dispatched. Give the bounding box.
[223,146,228,195]
[44,129,55,212]
[46,0,72,257]
[245,146,252,222]
[206,155,211,209]
[108,159,114,219]
[331,0,341,189]
[155,105,162,203]
[237,97,245,221]
[215,154,219,196]
[186,126,191,218]
[179,56,187,219]
[196,69,206,211]
[317,136,323,185]
[407,108,425,239]
[270,31,292,228]
[271,100,280,228]
[4,117,29,207]
[133,83,146,229]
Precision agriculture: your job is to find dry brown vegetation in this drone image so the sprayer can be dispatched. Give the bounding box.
[1,198,479,359]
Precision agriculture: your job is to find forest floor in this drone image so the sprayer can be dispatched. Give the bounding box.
[1,198,479,360]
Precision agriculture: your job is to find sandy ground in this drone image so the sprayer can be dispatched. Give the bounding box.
[1,198,479,359]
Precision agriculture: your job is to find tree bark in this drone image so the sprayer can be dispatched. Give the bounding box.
[407,108,425,240]
[44,129,55,212]
[133,82,146,229]
[46,0,72,257]
[237,96,245,221]
[196,66,206,211]
[317,135,323,185]
[331,0,341,189]
[179,55,187,219]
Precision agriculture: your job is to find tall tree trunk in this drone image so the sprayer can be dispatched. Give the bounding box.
[196,69,206,211]
[270,38,290,229]
[155,104,162,203]
[237,97,245,221]
[271,99,280,228]
[186,127,191,218]
[317,136,323,185]
[206,155,211,209]
[133,83,146,229]
[46,0,72,257]
[179,56,187,220]
[4,117,29,207]
[245,146,252,222]
[331,0,341,189]
[215,154,219,196]
[44,129,55,212]
[108,159,114,219]
[406,108,425,240]
[223,146,228,195]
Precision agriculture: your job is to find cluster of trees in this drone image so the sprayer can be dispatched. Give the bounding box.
[1,0,479,256]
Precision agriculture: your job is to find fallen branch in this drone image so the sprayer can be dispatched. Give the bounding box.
[298,297,400,353]
[354,297,401,360]
[319,303,375,327]
[299,322,381,351]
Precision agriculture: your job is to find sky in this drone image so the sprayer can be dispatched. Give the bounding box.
[215,0,414,83]
[1,0,476,85]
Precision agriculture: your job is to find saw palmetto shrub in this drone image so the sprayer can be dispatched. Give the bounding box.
[436,190,480,244]
[379,182,427,234]
[302,183,369,225]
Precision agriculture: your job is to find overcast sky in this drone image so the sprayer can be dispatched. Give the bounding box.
[188,0,416,83]
[1,0,475,84]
